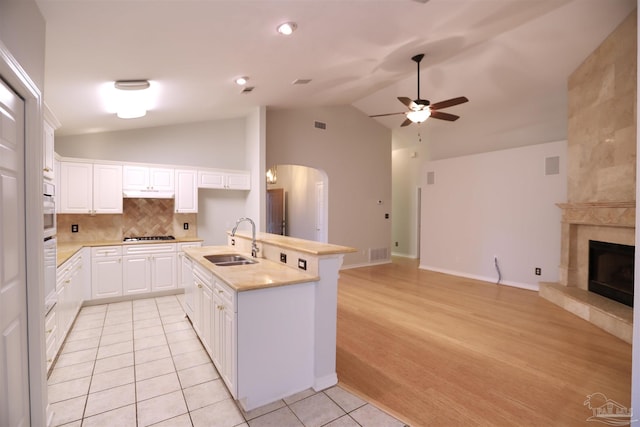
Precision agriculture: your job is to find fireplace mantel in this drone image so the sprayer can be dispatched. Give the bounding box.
[557,202,635,228]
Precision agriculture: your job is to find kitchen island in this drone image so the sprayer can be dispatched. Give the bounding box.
[183,232,355,411]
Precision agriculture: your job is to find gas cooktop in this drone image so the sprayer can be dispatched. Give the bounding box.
[123,235,176,242]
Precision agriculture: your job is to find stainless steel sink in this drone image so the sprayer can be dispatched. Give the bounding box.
[204,254,257,266]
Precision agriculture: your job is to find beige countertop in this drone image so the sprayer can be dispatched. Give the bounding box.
[184,246,320,292]
[230,231,357,256]
[57,237,204,267]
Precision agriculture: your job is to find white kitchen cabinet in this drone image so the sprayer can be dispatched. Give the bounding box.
[175,169,198,213]
[123,165,174,192]
[45,307,57,372]
[212,279,236,395]
[59,162,123,214]
[91,246,123,299]
[178,242,202,291]
[197,169,250,190]
[43,120,55,181]
[56,248,86,350]
[123,243,177,295]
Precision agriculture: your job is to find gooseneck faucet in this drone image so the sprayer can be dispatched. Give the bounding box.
[231,217,259,258]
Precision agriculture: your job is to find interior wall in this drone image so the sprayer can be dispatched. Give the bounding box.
[420,140,567,290]
[55,118,249,245]
[266,105,391,267]
[244,106,265,231]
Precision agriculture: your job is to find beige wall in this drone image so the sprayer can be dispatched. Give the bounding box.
[567,11,637,203]
[0,0,46,90]
[266,105,391,267]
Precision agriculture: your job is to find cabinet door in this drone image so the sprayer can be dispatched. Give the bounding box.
[220,304,236,394]
[175,169,198,213]
[122,165,149,190]
[197,170,225,189]
[202,285,213,354]
[91,256,123,299]
[226,173,250,190]
[93,164,123,213]
[59,162,93,213]
[192,276,204,336]
[151,253,177,291]
[123,255,151,295]
[149,168,174,191]
[43,121,55,181]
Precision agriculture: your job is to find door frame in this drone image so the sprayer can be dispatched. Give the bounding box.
[0,40,47,425]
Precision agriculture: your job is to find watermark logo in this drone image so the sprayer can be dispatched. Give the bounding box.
[584,392,633,426]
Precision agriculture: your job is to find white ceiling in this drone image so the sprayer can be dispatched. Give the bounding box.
[37,0,636,158]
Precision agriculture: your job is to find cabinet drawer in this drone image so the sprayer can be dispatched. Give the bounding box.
[178,242,202,251]
[123,243,176,255]
[214,280,236,311]
[45,309,57,344]
[193,262,212,288]
[92,246,123,257]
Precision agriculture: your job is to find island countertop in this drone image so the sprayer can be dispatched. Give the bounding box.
[229,231,357,256]
[184,246,320,292]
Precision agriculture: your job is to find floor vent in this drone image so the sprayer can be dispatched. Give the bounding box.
[369,247,389,262]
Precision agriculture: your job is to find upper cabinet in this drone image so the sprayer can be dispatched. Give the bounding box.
[123,165,174,192]
[175,169,198,213]
[198,170,250,190]
[43,104,60,182]
[59,162,123,214]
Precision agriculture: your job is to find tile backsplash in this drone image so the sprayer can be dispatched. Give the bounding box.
[57,198,197,242]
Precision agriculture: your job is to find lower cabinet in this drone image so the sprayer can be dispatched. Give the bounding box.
[123,244,176,294]
[186,261,237,396]
[91,246,123,299]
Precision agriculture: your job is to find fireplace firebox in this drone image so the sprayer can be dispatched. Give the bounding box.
[588,240,634,307]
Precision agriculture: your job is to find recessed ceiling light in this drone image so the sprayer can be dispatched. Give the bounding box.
[277,22,297,35]
[235,76,249,85]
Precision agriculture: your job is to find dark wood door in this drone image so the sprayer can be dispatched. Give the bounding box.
[267,188,285,235]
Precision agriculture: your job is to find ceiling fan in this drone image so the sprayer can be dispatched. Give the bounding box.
[370,53,469,127]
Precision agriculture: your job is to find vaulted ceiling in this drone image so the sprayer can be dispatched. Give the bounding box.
[37,0,636,159]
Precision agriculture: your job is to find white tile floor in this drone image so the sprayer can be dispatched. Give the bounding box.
[48,295,408,427]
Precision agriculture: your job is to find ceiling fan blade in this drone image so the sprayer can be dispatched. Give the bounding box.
[398,97,413,108]
[430,96,469,110]
[400,118,413,127]
[369,112,405,118]
[430,111,460,121]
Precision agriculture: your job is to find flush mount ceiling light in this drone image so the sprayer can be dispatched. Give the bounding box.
[113,80,151,119]
[277,22,297,35]
[235,76,249,85]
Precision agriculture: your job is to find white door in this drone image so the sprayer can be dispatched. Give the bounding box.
[0,78,30,426]
[91,256,123,299]
[151,253,177,291]
[93,164,123,213]
[123,256,151,295]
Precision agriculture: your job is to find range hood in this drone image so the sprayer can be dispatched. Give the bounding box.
[122,190,174,199]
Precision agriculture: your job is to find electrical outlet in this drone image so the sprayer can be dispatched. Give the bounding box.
[230,238,235,246]
[385,213,390,219]
[280,253,287,263]
[298,258,307,271]
[71,224,78,233]
[395,241,399,247]
[183,222,189,230]
[535,267,541,276]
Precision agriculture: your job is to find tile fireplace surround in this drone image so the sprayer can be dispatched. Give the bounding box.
[539,202,634,343]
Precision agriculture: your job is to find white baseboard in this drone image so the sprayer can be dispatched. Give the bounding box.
[341,259,392,270]
[418,264,539,291]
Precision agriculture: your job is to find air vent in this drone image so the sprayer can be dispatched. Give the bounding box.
[427,171,435,185]
[369,247,389,262]
[293,79,312,85]
[314,121,327,130]
[545,156,560,176]
[241,86,255,94]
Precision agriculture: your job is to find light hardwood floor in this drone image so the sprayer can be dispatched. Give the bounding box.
[336,258,632,426]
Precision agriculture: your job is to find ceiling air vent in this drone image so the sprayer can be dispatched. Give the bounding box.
[241,86,255,94]
[292,79,312,85]
[314,121,326,130]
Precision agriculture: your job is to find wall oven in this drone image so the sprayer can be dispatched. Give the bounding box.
[43,182,56,239]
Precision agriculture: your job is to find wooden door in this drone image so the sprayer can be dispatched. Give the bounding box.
[0,77,30,426]
[267,188,285,235]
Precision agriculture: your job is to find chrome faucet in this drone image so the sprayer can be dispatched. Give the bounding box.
[231,217,259,258]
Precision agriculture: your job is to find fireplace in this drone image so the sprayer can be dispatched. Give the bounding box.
[588,240,635,307]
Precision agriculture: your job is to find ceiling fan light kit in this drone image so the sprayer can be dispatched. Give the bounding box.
[369,53,469,127]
